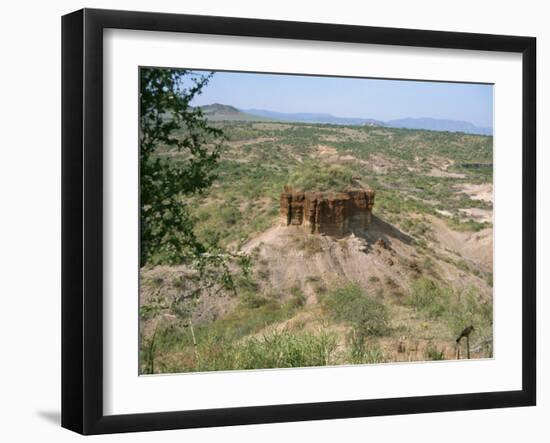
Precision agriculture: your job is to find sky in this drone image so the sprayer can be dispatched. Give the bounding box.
[188,70,494,129]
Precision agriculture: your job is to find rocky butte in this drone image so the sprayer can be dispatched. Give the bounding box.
[279,186,375,237]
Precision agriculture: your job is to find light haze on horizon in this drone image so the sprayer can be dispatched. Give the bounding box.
[188,70,494,129]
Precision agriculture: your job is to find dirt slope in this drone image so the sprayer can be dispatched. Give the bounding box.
[242,214,492,303]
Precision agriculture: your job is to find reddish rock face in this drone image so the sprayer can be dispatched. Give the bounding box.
[280,187,375,236]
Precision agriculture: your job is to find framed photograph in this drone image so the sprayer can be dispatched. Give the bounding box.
[61,8,536,435]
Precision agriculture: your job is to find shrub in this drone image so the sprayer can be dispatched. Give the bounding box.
[425,343,445,361]
[139,303,161,320]
[235,275,259,293]
[406,278,451,319]
[486,272,493,287]
[447,215,490,232]
[321,283,390,337]
[240,291,269,308]
[348,334,386,364]
[257,268,270,280]
[406,279,493,356]
[288,286,307,309]
[287,162,354,191]
[384,276,398,288]
[446,288,493,354]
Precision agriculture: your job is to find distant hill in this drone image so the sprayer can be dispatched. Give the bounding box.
[386,118,493,136]
[244,108,492,135]
[243,109,385,126]
[199,103,493,135]
[199,103,272,122]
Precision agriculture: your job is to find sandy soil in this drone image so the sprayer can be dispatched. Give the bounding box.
[459,208,493,223]
[426,214,493,272]
[366,153,397,173]
[455,183,493,203]
[436,209,453,218]
[428,168,466,178]
[242,212,492,301]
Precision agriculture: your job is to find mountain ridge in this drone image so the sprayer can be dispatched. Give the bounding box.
[199,103,493,135]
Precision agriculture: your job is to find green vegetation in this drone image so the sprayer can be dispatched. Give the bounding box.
[446,289,493,347]
[425,343,445,361]
[141,281,393,373]
[447,215,490,232]
[141,275,492,373]
[349,337,386,365]
[320,284,391,366]
[287,162,355,191]
[407,278,451,319]
[406,277,493,355]
[201,331,339,371]
[140,284,313,373]
[321,284,390,337]
[140,68,224,266]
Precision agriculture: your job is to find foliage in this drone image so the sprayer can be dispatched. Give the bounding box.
[320,284,389,365]
[288,286,307,308]
[348,335,386,364]
[406,278,451,319]
[239,289,269,309]
[231,331,338,370]
[177,330,338,372]
[406,278,493,356]
[321,283,390,337]
[139,291,320,373]
[446,289,493,344]
[140,68,224,266]
[425,343,445,361]
[447,215,490,232]
[287,162,355,191]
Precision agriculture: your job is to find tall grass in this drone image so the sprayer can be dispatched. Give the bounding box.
[200,330,339,371]
[348,333,386,364]
[143,328,339,373]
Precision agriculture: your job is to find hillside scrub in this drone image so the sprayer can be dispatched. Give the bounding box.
[321,283,390,337]
[140,284,310,374]
[406,277,493,355]
[406,277,451,319]
[287,162,355,191]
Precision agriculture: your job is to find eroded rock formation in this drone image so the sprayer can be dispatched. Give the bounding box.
[280,187,375,237]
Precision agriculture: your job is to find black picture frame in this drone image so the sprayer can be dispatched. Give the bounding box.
[61,8,536,435]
